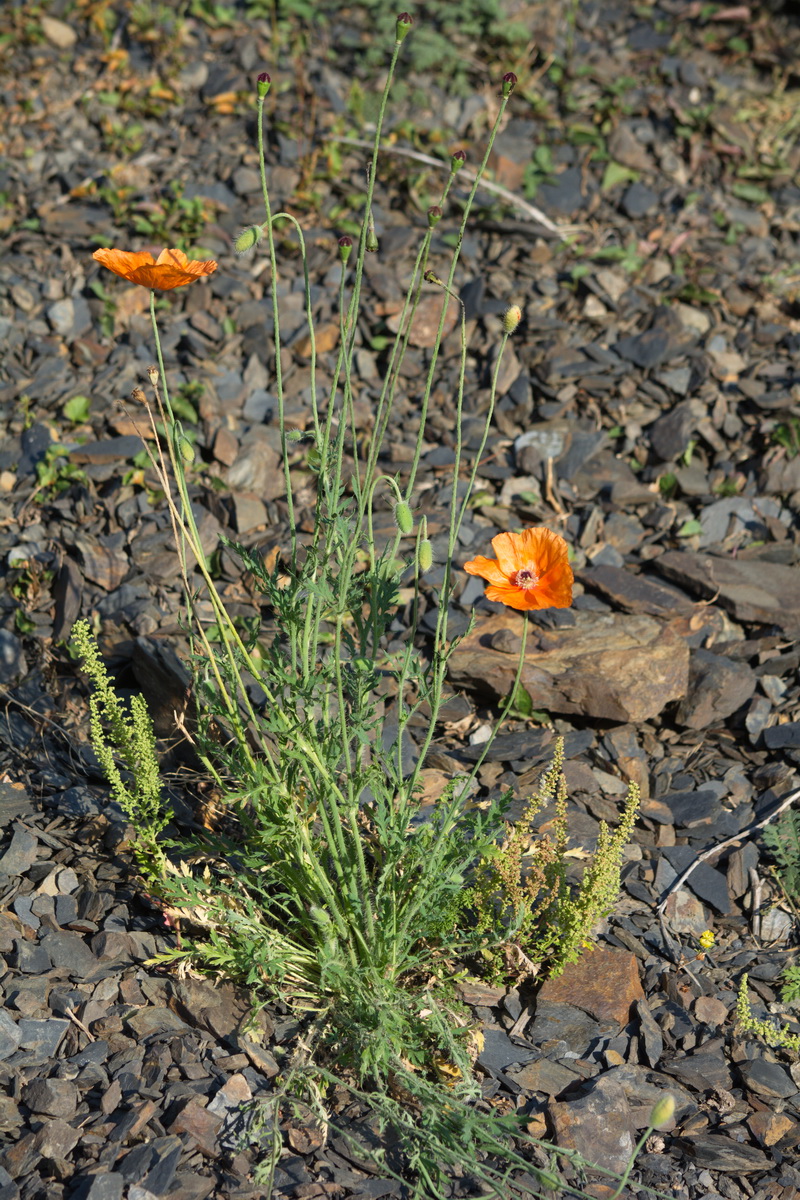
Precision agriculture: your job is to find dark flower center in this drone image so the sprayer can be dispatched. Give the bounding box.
[514,567,539,590]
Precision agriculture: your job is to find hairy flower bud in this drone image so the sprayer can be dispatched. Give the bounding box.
[427,205,442,228]
[418,539,433,574]
[423,269,444,286]
[450,148,467,173]
[366,212,379,253]
[502,304,522,334]
[395,12,413,42]
[256,71,271,99]
[502,71,517,98]
[394,501,413,535]
[338,235,353,263]
[233,224,264,256]
[649,1094,675,1129]
[179,436,195,464]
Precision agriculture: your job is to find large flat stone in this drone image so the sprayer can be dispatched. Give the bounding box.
[447,610,688,722]
[654,550,800,635]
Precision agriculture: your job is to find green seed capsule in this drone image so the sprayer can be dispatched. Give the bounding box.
[649,1094,675,1128]
[418,539,433,573]
[234,224,264,256]
[394,501,413,535]
[502,304,522,334]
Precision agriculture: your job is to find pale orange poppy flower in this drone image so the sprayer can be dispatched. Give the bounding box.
[92,247,217,290]
[464,527,573,612]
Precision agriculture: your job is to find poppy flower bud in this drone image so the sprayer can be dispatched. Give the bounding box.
[394,501,413,535]
[649,1094,675,1129]
[395,12,413,42]
[502,71,517,98]
[179,436,195,464]
[338,235,353,263]
[450,149,467,173]
[418,539,433,573]
[256,72,271,99]
[502,304,522,334]
[423,269,444,286]
[234,224,264,256]
[147,365,159,385]
[427,205,442,228]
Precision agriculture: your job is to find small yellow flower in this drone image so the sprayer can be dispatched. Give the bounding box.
[698,930,715,951]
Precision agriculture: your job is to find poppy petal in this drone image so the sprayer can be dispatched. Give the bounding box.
[490,531,523,578]
[463,555,509,587]
[92,248,157,281]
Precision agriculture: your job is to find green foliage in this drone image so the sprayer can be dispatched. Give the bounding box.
[736,974,800,1053]
[70,619,170,873]
[763,804,800,897]
[772,417,800,460]
[781,965,800,1006]
[63,395,91,424]
[34,445,88,497]
[463,737,640,980]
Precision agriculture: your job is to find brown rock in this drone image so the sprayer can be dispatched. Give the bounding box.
[448,610,688,722]
[383,292,459,348]
[747,1110,796,1148]
[536,947,644,1027]
[548,1079,635,1176]
[693,996,728,1028]
[168,1100,222,1157]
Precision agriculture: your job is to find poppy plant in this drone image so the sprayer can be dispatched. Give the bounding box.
[464,527,573,612]
[92,247,217,290]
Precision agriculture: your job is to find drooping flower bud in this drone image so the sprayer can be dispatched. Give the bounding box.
[179,436,195,464]
[418,539,433,574]
[234,224,264,256]
[427,205,442,228]
[649,1094,675,1129]
[394,501,413,535]
[502,71,517,98]
[256,72,271,99]
[395,12,413,42]
[450,149,467,173]
[338,235,353,263]
[502,304,522,334]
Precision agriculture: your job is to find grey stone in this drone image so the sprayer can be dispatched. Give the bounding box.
[477,1028,537,1071]
[0,827,38,876]
[21,1078,79,1118]
[739,1056,798,1099]
[663,1042,733,1092]
[621,182,659,217]
[40,929,97,976]
[0,630,27,683]
[675,649,756,730]
[526,1001,606,1055]
[538,167,588,216]
[0,1010,22,1061]
[764,721,800,749]
[635,999,663,1068]
[655,550,800,636]
[118,1136,183,1194]
[10,939,52,974]
[70,1174,125,1200]
[18,1018,69,1057]
[648,400,701,459]
[548,1077,635,1175]
[659,845,731,914]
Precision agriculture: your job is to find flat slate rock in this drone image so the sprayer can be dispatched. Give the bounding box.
[448,609,688,722]
[654,550,800,635]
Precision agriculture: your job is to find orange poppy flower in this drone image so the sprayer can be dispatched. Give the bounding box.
[92,247,217,290]
[464,527,573,612]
